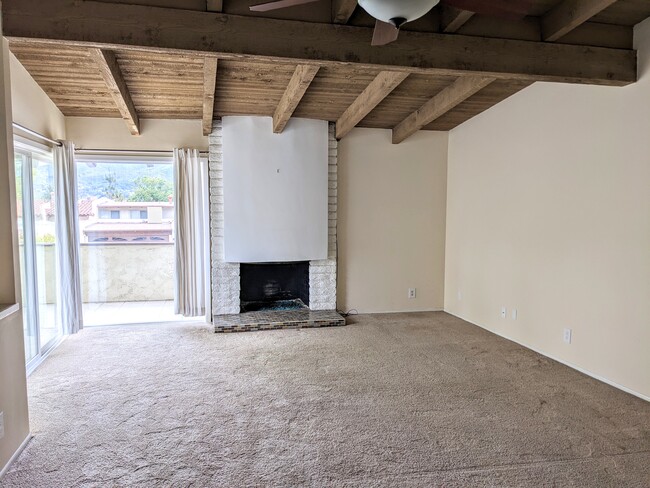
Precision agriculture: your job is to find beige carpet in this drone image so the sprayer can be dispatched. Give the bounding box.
[3,312,649,487]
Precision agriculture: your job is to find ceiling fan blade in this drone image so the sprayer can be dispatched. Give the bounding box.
[250,0,321,12]
[372,20,399,46]
[442,0,533,20]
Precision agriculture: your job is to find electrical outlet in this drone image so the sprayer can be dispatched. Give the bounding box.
[511,309,518,320]
[0,411,4,440]
[501,307,507,319]
[408,288,416,299]
[563,328,572,344]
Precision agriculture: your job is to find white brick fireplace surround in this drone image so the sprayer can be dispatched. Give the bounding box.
[209,119,338,317]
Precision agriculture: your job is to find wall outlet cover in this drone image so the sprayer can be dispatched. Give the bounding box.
[501,307,507,318]
[512,309,518,320]
[563,328,572,344]
[408,288,416,299]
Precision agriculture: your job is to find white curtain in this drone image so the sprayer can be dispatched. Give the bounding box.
[173,148,211,320]
[54,141,83,334]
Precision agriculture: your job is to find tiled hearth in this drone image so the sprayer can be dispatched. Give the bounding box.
[209,119,344,332]
[214,309,345,333]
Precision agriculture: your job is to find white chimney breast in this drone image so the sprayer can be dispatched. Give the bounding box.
[222,116,328,263]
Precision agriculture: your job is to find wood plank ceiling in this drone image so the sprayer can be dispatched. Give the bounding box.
[5,0,650,142]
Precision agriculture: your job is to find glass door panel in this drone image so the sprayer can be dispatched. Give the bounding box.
[15,152,38,363]
[15,143,62,369]
[31,155,59,349]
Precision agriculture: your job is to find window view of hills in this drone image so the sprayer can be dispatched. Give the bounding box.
[26,161,174,202]
[18,159,175,245]
[76,162,173,201]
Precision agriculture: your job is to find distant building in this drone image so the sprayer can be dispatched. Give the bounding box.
[83,222,172,243]
[95,200,174,221]
[83,200,174,243]
[20,195,96,222]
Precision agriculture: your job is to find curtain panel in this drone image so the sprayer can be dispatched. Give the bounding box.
[173,148,210,320]
[54,141,83,334]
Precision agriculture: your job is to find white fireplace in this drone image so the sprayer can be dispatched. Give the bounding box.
[209,117,338,317]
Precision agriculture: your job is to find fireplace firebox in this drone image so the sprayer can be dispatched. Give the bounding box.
[239,262,310,313]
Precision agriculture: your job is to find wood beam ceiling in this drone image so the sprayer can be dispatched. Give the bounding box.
[88,48,140,135]
[441,6,475,33]
[336,71,409,139]
[202,57,218,136]
[1,0,636,86]
[543,0,619,42]
[332,0,357,24]
[273,65,320,133]
[206,0,223,13]
[8,40,535,132]
[392,76,495,144]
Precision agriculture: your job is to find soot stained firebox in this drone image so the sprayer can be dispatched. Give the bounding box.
[239,262,310,313]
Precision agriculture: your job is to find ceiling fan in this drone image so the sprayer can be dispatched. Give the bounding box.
[250,0,533,46]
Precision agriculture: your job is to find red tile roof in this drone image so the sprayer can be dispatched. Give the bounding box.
[18,197,95,218]
[77,198,95,217]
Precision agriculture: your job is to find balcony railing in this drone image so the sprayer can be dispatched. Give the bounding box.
[34,242,174,303]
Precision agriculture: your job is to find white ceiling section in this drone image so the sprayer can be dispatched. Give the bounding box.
[223,116,328,263]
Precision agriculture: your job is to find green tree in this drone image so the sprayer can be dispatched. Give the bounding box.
[128,176,173,203]
[30,162,54,201]
[103,171,125,201]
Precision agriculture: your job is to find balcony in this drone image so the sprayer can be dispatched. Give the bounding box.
[36,242,193,326]
[82,300,180,326]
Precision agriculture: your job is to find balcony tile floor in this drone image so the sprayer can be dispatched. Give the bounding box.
[83,301,203,327]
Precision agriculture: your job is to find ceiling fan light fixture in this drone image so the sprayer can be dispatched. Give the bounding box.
[358,0,440,26]
[389,17,407,28]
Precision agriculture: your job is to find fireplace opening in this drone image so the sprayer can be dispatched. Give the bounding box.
[240,262,310,313]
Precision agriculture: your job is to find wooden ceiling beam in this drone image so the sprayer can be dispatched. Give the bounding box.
[332,0,357,24]
[542,0,619,42]
[88,48,140,135]
[273,64,320,133]
[1,0,636,86]
[441,6,475,33]
[206,0,223,13]
[202,56,218,136]
[336,71,409,139]
[392,76,495,144]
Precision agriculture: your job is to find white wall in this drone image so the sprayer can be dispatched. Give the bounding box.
[338,128,448,313]
[66,117,208,151]
[444,19,650,399]
[0,40,30,475]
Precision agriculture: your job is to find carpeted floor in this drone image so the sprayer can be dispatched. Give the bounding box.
[3,312,649,487]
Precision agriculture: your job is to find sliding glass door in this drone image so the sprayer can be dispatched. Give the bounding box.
[75,156,183,326]
[15,142,61,369]
[15,151,38,363]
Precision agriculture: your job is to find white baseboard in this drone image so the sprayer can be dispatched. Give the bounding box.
[342,308,445,315]
[446,311,650,403]
[0,433,32,480]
